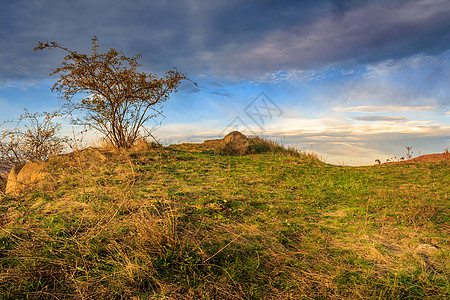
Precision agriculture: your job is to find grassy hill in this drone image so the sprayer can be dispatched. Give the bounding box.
[0,139,449,299]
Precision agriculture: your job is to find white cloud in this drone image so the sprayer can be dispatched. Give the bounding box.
[350,116,408,122]
[160,115,446,141]
[333,105,435,113]
[142,114,450,166]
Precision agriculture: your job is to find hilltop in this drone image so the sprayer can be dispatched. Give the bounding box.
[0,139,449,299]
[402,151,450,163]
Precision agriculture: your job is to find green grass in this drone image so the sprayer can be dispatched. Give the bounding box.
[0,140,449,299]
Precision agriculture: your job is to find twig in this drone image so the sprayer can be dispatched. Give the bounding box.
[1,228,26,242]
[203,234,242,263]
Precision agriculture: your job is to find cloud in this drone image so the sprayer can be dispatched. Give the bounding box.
[333,106,435,113]
[211,90,233,98]
[1,0,449,81]
[311,51,450,109]
[256,119,450,165]
[242,115,446,138]
[156,115,450,165]
[350,116,408,122]
[180,85,201,94]
[220,0,450,76]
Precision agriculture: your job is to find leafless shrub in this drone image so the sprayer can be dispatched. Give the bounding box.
[35,37,194,149]
[405,146,413,160]
[0,109,67,170]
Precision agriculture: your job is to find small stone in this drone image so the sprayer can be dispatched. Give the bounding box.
[415,244,439,256]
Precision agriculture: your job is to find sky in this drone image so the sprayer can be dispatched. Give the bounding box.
[1,0,449,165]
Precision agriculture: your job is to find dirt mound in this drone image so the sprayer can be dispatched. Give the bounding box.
[403,151,450,163]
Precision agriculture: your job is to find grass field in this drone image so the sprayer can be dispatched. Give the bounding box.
[0,138,449,299]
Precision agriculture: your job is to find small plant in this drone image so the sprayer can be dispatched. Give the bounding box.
[375,159,381,165]
[405,146,413,160]
[0,109,67,169]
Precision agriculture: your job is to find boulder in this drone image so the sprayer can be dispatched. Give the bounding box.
[5,161,49,195]
[5,165,22,194]
[220,131,250,155]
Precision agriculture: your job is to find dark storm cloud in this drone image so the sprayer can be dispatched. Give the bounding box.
[225,0,450,75]
[1,0,449,82]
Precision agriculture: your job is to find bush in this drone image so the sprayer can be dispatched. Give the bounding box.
[35,37,193,149]
[0,109,67,170]
[248,137,290,154]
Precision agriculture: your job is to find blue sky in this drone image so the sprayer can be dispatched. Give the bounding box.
[1,0,449,165]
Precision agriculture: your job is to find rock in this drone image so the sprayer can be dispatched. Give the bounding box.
[5,165,23,194]
[85,147,107,162]
[5,161,49,195]
[415,244,439,256]
[220,131,250,155]
[0,172,7,194]
[204,202,225,211]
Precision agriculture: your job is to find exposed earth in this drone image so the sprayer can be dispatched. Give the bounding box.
[401,151,450,163]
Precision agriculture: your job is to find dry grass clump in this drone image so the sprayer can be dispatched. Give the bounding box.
[97,136,161,152]
[248,136,321,162]
[248,136,286,154]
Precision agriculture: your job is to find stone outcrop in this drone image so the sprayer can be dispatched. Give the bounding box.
[220,131,250,155]
[5,161,49,195]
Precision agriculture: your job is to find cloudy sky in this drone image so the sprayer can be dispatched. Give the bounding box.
[1,0,449,165]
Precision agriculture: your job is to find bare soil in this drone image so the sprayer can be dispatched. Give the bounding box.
[402,151,450,163]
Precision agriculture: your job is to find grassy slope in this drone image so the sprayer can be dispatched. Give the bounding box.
[0,142,449,299]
